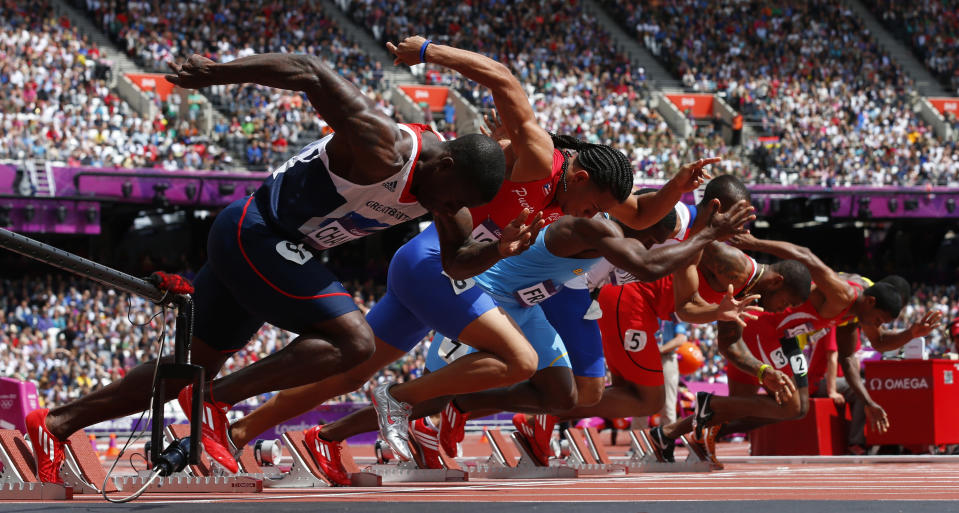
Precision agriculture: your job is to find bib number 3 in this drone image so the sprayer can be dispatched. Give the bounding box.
[442,271,476,295]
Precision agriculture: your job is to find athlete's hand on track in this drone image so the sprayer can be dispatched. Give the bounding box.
[762,368,797,405]
[909,310,943,339]
[165,55,217,89]
[497,209,545,257]
[672,157,719,193]
[704,199,755,241]
[386,36,430,66]
[865,401,890,434]
[716,284,763,327]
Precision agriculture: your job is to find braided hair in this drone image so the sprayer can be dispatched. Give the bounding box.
[550,134,633,202]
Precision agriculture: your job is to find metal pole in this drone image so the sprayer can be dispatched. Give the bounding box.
[0,227,168,304]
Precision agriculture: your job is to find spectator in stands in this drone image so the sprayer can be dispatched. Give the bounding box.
[602,0,959,186]
[0,2,228,170]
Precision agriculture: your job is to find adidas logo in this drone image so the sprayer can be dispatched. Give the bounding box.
[382,181,398,192]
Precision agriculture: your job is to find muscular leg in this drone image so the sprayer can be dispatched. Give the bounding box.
[322,396,453,442]
[715,387,810,437]
[559,374,664,421]
[388,307,538,405]
[45,335,231,441]
[455,367,578,414]
[231,336,406,446]
[663,381,810,439]
[209,310,374,405]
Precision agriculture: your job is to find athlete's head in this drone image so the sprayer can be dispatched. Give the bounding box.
[879,275,911,305]
[551,134,633,218]
[758,260,812,312]
[699,174,751,212]
[858,282,904,328]
[619,189,678,249]
[418,133,505,215]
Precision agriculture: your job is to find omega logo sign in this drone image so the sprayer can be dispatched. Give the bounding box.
[869,377,929,391]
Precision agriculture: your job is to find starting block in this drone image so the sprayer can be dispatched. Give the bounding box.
[364,438,467,483]
[259,430,380,488]
[465,429,577,479]
[163,424,380,489]
[61,424,262,495]
[59,430,119,494]
[625,429,711,473]
[0,429,72,500]
[560,428,626,475]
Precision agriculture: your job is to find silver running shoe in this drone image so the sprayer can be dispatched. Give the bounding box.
[371,382,413,461]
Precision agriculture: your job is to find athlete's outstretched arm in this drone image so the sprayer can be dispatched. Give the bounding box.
[718,321,796,404]
[730,233,855,318]
[836,323,889,434]
[586,199,755,282]
[608,158,717,230]
[166,54,400,163]
[434,208,544,280]
[388,36,553,183]
[859,309,943,353]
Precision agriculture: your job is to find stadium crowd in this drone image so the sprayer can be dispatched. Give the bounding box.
[601,0,959,187]
[74,0,397,171]
[4,272,955,408]
[338,0,749,182]
[865,0,959,95]
[0,2,228,170]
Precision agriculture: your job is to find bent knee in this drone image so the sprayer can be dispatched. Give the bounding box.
[575,381,604,407]
[332,317,376,365]
[504,346,538,383]
[553,389,578,411]
[780,395,806,420]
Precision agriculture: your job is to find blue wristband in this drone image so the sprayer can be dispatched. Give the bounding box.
[419,39,432,63]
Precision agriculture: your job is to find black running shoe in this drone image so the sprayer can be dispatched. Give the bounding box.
[649,426,675,463]
[693,391,715,440]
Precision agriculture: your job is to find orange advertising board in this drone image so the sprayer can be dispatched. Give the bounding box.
[399,85,450,112]
[928,97,959,116]
[665,94,715,119]
[126,73,177,101]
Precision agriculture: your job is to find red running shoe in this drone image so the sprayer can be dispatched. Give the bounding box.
[409,418,443,469]
[25,408,66,484]
[439,401,467,457]
[177,385,239,474]
[304,426,350,486]
[532,414,557,459]
[511,414,550,466]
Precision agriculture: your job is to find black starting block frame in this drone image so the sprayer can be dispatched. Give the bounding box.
[0,228,203,468]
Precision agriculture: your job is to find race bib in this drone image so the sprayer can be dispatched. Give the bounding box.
[514,280,558,307]
[623,329,647,352]
[790,353,808,376]
[437,336,470,363]
[275,241,313,265]
[770,347,788,369]
[306,220,360,249]
[442,271,476,295]
[470,219,501,243]
[610,268,638,286]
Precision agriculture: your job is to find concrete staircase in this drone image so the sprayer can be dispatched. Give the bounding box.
[52,0,140,76]
[318,0,418,86]
[844,0,950,97]
[582,0,682,91]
